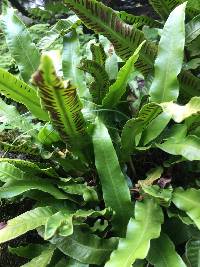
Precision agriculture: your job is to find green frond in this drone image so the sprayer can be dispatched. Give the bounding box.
[119,11,161,28]
[80,59,110,104]
[90,43,107,66]
[64,0,157,76]
[33,54,87,149]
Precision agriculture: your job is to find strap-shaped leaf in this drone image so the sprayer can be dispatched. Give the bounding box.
[149,0,198,20]
[161,97,200,123]
[0,98,33,133]
[44,208,109,240]
[91,43,107,66]
[105,198,163,267]
[0,68,49,121]
[9,244,47,259]
[141,185,173,206]
[51,227,118,265]
[33,54,87,147]
[21,246,55,267]
[149,0,181,20]
[149,3,186,103]
[38,16,81,50]
[173,188,200,229]
[1,2,40,82]
[0,206,55,243]
[185,239,200,267]
[64,0,200,96]
[140,111,172,146]
[179,71,200,98]
[45,211,73,240]
[184,58,200,71]
[147,233,186,267]
[119,11,161,28]
[62,30,89,98]
[0,178,68,199]
[64,0,157,75]
[156,135,200,161]
[59,183,98,202]
[38,123,60,145]
[102,41,144,108]
[187,0,200,10]
[0,141,39,156]
[0,162,24,182]
[80,59,110,104]
[186,14,200,44]
[0,158,58,178]
[121,103,162,158]
[65,258,89,266]
[92,117,132,236]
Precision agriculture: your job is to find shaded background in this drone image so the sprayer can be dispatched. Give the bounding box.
[8,0,157,19]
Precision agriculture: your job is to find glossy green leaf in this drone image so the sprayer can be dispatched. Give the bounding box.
[179,71,200,98]
[80,59,109,104]
[60,183,98,202]
[147,233,186,267]
[185,239,200,267]
[0,68,49,121]
[187,0,200,10]
[51,227,118,265]
[38,123,60,145]
[90,43,107,66]
[64,0,157,76]
[0,178,67,199]
[140,111,171,146]
[142,185,173,206]
[186,14,200,44]
[102,41,145,108]
[0,141,39,156]
[173,188,200,229]
[56,258,89,267]
[161,97,200,123]
[0,158,58,178]
[119,11,161,28]
[64,0,200,96]
[66,258,89,267]
[33,54,87,148]
[149,0,180,20]
[132,260,146,267]
[183,58,200,70]
[1,2,40,82]
[62,30,89,98]
[138,166,163,187]
[121,103,162,158]
[0,162,24,182]
[38,16,81,50]
[0,206,55,243]
[21,246,55,267]
[99,35,119,80]
[0,98,33,133]
[45,208,109,240]
[156,135,200,161]
[167,206,194,225]
[92,117,132,236]
[105,198,163,267]
[149,3,186,103]
[44,211,73,240]
[9,244,47,259]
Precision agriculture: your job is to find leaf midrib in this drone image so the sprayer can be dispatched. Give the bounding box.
[125,203,155,265]
[65,0,154,65]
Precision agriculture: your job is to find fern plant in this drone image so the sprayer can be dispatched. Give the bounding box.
[1,0,200,266]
